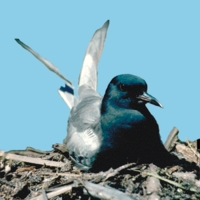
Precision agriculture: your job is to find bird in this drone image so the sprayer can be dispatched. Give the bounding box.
[15,20,177,172]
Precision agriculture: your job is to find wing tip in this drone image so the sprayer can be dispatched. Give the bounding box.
[60,82,74,95]
[104,20,110,28]
[15,38,22,45]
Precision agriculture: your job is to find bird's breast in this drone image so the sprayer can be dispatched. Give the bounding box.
[100,107,159,150]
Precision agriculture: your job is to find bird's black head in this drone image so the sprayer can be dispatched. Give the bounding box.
[101,74,163,112]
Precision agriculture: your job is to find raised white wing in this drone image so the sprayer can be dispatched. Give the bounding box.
[78,20,109,92]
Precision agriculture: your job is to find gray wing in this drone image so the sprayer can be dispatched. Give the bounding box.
[15,39,75,109]
[64,21,110,170]
[78,20,109,93]
[64,90,102,171]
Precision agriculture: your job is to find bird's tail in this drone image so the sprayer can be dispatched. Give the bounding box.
[15,38,75,109]
[78,20,109,94]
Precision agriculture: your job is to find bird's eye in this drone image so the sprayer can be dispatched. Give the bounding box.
[119,83,127,92]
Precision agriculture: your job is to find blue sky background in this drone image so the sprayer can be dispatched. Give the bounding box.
[1,1,200,151]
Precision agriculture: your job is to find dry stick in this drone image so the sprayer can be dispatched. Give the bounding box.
[40,163,135,182]
[103,162,136,181]
[164,127,179,151]
[6,150,43,157]
[40,171,82,177]
[132,169,198,193]
[42,188,48,200]
[39,163,136,181]
[30,184,74,200]
[6,147,51,157]
[31,180,136,200]
[176,143,200,165]
[26,147,50,154]
[0,151,65,168]
[145,164,161,199]
[82,181,135,200]
[186,139,200,166]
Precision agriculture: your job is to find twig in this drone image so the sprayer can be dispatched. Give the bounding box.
[0,151,65,168]
[26,147,50,154]
[39,171,82,177]
[186,139,200,166]
[6,150,43,157]
[39,163,136,182]
[176,143,200,164]
[30,184,74,200]
[6,146,50,158]
[164,127,179,151]
[103,163,136,181]
[82,181,136,200]
[144,164,161,199]
[132,169,198,193]
[42,188,48,200]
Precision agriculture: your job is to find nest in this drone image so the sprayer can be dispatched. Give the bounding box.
[0,127,200,200]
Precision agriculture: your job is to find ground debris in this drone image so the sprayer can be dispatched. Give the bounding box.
[0,128,200,199]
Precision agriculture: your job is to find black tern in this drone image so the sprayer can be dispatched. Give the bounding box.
[15,20,177,172]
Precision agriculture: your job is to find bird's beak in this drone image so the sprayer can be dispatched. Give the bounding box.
[137,91,163,108]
